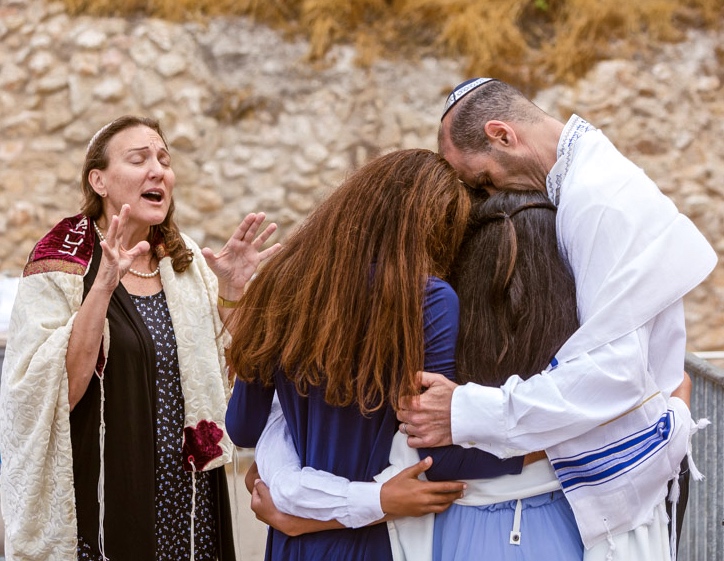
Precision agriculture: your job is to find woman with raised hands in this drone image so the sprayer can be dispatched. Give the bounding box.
[0,115,280,560]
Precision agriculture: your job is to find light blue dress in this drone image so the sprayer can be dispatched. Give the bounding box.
[433,490,584,560]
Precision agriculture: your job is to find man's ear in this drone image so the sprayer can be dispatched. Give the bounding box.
[484,120,516,148]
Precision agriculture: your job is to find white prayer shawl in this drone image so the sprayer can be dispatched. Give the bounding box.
[547,125,716,548]
[451,120,717,549]
[0,228,232,560]
[552,125,715,364]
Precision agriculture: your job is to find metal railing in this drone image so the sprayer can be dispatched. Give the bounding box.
[679,353,724,561]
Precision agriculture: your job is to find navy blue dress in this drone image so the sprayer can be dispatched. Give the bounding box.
[226,277,523,561]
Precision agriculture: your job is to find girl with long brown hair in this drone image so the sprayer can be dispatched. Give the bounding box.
[225,149,525,561]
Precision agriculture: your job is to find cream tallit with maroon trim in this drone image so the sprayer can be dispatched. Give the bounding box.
[0,215,232,560]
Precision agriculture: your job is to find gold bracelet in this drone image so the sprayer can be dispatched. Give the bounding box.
[218,295,241,308]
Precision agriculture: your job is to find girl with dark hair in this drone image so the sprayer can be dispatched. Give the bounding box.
[0,115,280,559]
[452,190,579,387]
[224,149,525,561]
[431,189,583,560]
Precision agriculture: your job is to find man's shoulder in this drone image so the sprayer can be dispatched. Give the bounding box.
[23,214,94,277]
[563,129,653,201]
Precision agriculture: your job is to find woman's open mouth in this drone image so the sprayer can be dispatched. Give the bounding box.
[142,190,164,203]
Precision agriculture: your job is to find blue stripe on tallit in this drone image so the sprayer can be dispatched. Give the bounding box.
[550,410,674,491]
[553,415,671,470]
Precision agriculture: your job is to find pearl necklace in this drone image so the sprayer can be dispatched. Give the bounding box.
[93,221,161,278]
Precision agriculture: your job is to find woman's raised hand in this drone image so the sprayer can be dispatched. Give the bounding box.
[202,212,282,300]
[95,204,151,291]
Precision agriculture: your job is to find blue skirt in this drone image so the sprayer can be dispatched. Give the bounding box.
[433,490,583,561]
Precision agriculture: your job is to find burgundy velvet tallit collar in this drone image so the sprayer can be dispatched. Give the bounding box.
[24,214,95,277]
[23,214,167,278]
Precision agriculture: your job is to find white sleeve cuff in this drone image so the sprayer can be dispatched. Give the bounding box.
[343,481,384,528]
[271,468,382,527]
[451,382,508,456]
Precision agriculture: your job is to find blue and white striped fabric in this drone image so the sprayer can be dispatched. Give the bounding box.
[551,409,674,492]
[545,392,691,550]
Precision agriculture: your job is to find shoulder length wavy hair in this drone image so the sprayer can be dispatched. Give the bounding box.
[451,190,579,387]
[80,115,193,272]
[226,149,471,414]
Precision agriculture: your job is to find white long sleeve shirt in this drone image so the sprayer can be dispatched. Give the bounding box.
[255,395,384,528]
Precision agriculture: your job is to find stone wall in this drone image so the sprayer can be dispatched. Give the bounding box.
[1,0,722,350]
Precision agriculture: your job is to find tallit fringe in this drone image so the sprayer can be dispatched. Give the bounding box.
[666,416,710,561]
[668,477,679,561]
[190,459,197,561]
[97,369,109,560]
[232,446,241,548]
[687,418,710,482]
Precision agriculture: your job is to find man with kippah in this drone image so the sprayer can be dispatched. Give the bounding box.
[397,77,717,560]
